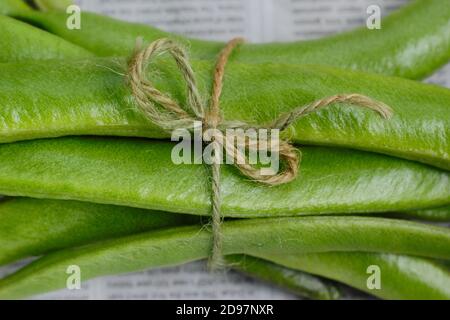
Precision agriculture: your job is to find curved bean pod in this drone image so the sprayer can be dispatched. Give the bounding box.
[225,255,340,300]
[0,2,447,221]
[2,197,445,299]
[0,0,29,15]
[1,197,444,267]
[0,15,92,62]
[0,197,197,266]
[0,59,449,169]
[259,252,450,300]
[0,138,448,217]
[0,4,343,300]
[3,2,446,300]
[0,197,338,299]
[0,216,448,299]
[0,196,445,299]
[6,0,450,79]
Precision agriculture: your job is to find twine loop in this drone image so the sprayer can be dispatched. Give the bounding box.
[128,37,393,269]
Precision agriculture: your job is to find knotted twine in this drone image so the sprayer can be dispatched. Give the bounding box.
[127,37,393,270]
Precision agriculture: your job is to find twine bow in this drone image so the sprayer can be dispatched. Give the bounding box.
[128,37,393,269]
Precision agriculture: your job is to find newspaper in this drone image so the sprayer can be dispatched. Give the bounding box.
[76,0,409,42]
[0,0,448,300]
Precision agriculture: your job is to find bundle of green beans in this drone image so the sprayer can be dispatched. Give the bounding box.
[0,0,449,300]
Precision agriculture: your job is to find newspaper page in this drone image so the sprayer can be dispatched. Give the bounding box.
[1,0,448,300]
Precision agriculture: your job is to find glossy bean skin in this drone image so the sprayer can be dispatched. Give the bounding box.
[0,197,198,266]
[0,1,446,300]
[0,15,92,63]
[225,255,340,300]
[4,197,447,300]
[1,197,442,267]
[0,0,446,302]
[1,197,444,299]
[6,0,450,79]
[1,2,448,220]
[0,138,448,217]
[1,5,449,173]
[1,5,449,170]
[0,198,338,300]
[0,3,343,298]
[0,216,448,299]
[0,59,449,170]
[258,252,450,300]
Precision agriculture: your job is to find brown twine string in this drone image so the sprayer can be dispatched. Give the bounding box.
[128,37,393,270]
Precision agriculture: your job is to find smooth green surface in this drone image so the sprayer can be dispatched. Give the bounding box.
[3,197,446,300]
[226,255,340,300]
[0,2,346,301]
[1,197,442,268]
[260,252,450,300]
[0,197,339,300]
[0,216,448,299]
[0,0,448,298]
[0,197,198,266]
[1,197,444,299]
[0,59,449,170]
[0,198,338,301]
[8,0,450,79]
[0,138,448,217]
[0,14,92,62]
